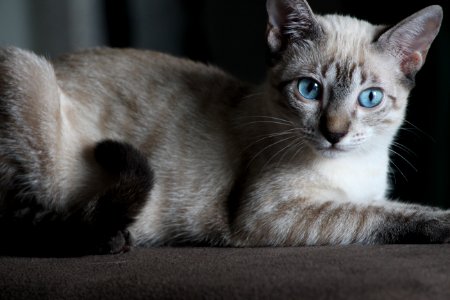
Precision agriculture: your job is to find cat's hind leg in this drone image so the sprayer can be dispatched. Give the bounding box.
[0,47,63,208]
[37,140,154,256]
[0,48,154,256]
[69,140,154,255]
[0,140,154,256]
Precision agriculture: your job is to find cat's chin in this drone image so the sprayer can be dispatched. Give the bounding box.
[315,145,350,159]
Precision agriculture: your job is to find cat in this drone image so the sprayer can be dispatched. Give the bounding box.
[0,0,447,256]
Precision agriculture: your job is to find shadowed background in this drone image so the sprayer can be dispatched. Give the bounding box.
[0,0,448,208]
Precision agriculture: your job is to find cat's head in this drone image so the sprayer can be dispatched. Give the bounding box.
[265,0,443,158]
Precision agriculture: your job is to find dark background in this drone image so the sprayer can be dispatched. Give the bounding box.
[0,0,448,208]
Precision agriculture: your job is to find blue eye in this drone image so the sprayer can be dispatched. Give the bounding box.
[358,88,384,108]
[298,78,321,100]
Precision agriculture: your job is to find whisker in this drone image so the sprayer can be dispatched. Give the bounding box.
[237,116,294,129]
[288,139,307,164]
[242,115,294,124]
[247,135,296,169]
[388,165,397,185]
[397,127,423,139]
[240,120,294,127]
[389,148,418,172]
[253,128,299,138]
[277,138,306,167]
[402,120,435,142]
[242,92,264,100]
[391,141,417,157]
[243,128,299,152]
[261,136,300,171]
[389,159,407,182]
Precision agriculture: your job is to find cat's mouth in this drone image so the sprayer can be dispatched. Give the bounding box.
[303,133,357,158]
[315,144,350,158]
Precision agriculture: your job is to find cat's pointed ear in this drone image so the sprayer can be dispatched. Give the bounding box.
[266,0,322,53]
[376,5,443,79]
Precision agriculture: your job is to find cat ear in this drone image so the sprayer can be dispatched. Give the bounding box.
[266,0,322,53]
[376,5,443,79]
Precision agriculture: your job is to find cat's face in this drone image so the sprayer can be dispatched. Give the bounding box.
[270,16,410,158]
[266,0,442,158]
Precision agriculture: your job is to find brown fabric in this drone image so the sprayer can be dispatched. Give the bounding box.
[0,245,449,299]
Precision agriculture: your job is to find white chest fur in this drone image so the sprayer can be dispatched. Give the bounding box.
[310,151,390,203]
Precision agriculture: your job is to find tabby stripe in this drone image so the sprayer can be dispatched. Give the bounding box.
[335,62,342,80]
[388,95,400,110]
[360,71,367,85]
[321,62,331,77]
[302,201,334,244]
[347,63,357,83]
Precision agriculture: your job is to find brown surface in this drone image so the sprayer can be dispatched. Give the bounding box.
[0,245,449,299]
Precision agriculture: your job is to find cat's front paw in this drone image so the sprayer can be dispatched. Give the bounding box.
[93,229,134,255]
[378,212,450,244]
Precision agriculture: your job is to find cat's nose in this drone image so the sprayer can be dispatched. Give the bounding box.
[321,130,348,144]
[319,115,350,145]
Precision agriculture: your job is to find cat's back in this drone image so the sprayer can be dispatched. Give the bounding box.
[53,48,245,106]
[54,47,226,83]
[51,48,249,148]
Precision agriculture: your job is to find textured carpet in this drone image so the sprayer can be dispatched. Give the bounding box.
[0,245,449,299]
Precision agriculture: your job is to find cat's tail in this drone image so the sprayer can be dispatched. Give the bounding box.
[65,140,155,255]
[0,140,154,257]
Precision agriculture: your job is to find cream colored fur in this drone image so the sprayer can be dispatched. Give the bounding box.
[0,1,447,247]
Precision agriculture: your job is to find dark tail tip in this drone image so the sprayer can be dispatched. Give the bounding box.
[95,140,147,175]
[92,140,154,224]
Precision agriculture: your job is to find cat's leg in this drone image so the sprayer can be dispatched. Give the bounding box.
[0,47,64,207]
[0,48,154,256]
[0,140,154,256]
[231,199,450,246]
[37,140,154,256]
[0,47,70,255]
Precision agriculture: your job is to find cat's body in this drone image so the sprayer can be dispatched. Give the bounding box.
[0,0,448,255]
[54,48,246,246]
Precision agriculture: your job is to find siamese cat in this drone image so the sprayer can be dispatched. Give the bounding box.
[0,0,447,256]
